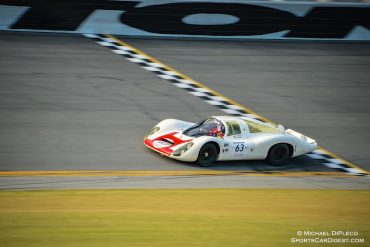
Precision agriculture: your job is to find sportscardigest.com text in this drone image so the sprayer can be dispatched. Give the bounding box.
[291,231,365,244]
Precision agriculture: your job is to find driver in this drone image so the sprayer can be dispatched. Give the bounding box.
[209,123,224,138]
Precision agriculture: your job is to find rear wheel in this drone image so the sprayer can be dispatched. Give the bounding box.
[267,144,290,166]
[197,143,217,167]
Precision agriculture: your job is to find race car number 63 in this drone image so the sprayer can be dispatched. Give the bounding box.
[235,144,245,152]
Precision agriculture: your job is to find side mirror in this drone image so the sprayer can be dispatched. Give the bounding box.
[277,124,285,132]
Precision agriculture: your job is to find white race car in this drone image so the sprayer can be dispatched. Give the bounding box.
[144,116,317,166]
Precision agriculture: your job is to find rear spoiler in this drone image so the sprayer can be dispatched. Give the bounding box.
[285,129,316,144]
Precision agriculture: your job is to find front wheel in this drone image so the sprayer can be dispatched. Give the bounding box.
[197,143,217,167]
[267,144,290,166]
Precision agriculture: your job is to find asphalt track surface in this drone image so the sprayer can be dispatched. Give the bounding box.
[0,32,369,188]
[1,175,369,190]
[128,37,370,170]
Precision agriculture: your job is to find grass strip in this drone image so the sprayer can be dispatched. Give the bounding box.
[0,189,369,247]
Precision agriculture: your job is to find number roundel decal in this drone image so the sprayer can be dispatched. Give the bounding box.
[232,142,248,157]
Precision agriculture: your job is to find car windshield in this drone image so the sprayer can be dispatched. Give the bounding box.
[183,118,225,137]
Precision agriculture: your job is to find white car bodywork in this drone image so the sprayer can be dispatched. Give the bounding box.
[144,116,317,164]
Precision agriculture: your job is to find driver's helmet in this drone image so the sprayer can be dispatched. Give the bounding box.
[209,122,225,138]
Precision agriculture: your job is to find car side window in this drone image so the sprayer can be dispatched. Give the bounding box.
[244,120,278,133]
[226,121,241,136]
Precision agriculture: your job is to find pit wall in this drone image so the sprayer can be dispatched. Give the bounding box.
[0,0,369,40]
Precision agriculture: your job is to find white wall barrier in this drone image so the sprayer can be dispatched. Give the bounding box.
[0,0,369,40]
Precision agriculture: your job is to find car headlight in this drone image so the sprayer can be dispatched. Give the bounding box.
[172,142,193,156]
[145,126,160,139]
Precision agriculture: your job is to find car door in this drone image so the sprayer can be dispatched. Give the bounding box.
[222,120,253,160]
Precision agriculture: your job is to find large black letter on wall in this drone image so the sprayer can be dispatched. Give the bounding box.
[121,3,297,36]
[286,7,370,38]
[9,0,137,31]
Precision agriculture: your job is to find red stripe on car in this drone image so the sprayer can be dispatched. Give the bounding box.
[144,132,192,155]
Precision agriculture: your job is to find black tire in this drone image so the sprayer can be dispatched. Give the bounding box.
[197,143,217,167]
[267,144,290,166]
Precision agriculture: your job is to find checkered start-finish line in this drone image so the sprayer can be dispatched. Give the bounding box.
[84,33,368,176]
